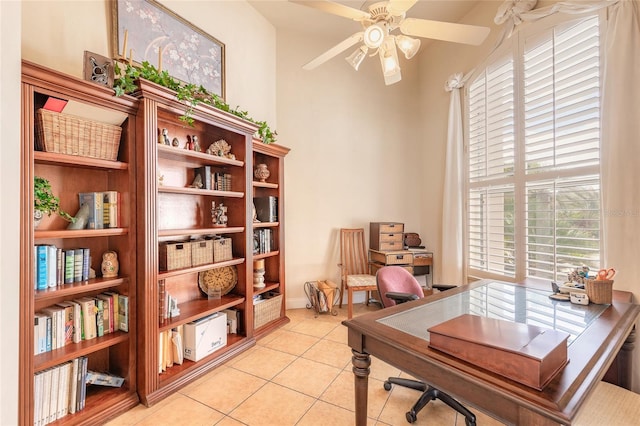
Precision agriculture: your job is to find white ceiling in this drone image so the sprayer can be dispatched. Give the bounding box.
[247,0,481,41]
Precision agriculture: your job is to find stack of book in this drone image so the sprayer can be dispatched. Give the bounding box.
[33,356,88,426]
[253,229,273,254]
[34,245,91,289]
[78,191,120,229]
[214,172,232,191]
[34,293,129,355]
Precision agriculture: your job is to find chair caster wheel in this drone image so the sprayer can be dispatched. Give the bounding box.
[406,410,417,423]
[383,381,392,391]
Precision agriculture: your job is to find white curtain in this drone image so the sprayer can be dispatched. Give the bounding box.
[441,73,467,285]
[601,1,640,294]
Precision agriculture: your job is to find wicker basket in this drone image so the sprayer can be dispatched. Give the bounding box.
[254,292,283,329]
[35,109,122,161]
[159,241,192,271]
[191,239,213,266]
[213,238,233,262]
[586,279,614,304]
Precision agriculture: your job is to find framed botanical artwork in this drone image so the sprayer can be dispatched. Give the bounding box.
[111,0,225,98]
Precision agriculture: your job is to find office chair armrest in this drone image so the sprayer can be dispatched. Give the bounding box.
[385,292,420,304]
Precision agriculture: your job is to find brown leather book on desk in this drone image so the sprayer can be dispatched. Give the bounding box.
[428,314,569,390]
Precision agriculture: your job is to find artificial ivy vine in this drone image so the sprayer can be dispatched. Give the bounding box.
[113,61,277,144]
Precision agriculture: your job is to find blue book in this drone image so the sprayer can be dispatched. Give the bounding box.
[36,245,48,291]
[81,248,90,281]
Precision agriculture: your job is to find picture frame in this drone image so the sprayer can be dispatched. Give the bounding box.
[111,0,225,99]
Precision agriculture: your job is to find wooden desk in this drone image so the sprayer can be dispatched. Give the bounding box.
[343,280,640,425]
[369,249,433,287]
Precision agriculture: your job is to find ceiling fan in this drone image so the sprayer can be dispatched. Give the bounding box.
[291,0,490,85]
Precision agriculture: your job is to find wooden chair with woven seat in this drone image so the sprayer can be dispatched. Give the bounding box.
[338,228,378,319]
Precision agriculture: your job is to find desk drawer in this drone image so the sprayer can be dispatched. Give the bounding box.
[413,256,433,266]
[371,262,413,274]
[370,250,413,265]
[378,232,403,243]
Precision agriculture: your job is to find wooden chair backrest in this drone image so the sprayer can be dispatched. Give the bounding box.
[340,228,369,277]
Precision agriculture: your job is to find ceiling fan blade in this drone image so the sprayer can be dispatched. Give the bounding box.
[400,18,490,46]
[289,0,370,21]
[303,32,364,70]
[387,0,418,15]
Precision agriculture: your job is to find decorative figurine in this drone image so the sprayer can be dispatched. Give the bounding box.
[254,163,270,182]
[190,174,203,189]
[211,201,228,227]
[161,128,171,145]
[253,259,265,289]
[101,250,119,278]
[192,135,201,152]
[171,137,180,147]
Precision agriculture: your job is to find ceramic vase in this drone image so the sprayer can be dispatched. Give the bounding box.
[254,164,270,182]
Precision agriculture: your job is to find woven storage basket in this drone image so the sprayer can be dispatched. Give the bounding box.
[213,238,233,262]
[159,241,192,271]
[586,279,614,304]
[254,292,283,329]
[191,239,213,266]
[35,109,122,161]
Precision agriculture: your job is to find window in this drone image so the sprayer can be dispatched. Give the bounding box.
[466,14,602,282]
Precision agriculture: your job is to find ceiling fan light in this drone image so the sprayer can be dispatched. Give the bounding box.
[363,23,386,49]
[379,37,401,76]
[396,35,421,60]
[345,45,368,71]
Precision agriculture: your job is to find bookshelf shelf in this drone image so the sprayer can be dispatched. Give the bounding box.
[34,151,129,170]
[253,282,280,296]
[157,144,244,168]
[158,185,244,198]
[34,276,128,304]
[252,221,280,228]
[158,258,245,279]
[252,181,278,189]
[252,251,280,260]
[158,295,245,332]
[34,331,130,372]
[34,228,128,240]
[157,226,245,238]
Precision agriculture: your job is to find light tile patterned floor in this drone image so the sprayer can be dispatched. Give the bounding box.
[106,304,505,426]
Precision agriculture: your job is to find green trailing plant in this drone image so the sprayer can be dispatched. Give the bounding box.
[113,61,277,144]
[34,176,75,222]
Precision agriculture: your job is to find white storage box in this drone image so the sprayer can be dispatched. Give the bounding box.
[183,312,227,361]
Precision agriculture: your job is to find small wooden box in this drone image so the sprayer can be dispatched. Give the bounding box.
[159,241,192,271]
[370,222,405,251]
[428,314,569,390]
[370,249,413,265]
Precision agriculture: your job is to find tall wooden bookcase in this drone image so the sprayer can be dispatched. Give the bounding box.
[19,61,140,425]
[18,61,290,421]
[133,80,290,405]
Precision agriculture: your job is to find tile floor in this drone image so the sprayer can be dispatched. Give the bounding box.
[107,304,505,426]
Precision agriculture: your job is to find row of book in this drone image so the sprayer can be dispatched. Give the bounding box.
[194,166,232,191]
[253,228,274,254]
[158,279,180,324]
[158,326,185,373]
[34,245,92,290]
[78,191,120,229]
[34,292,129,355]
[34,356,88,426]
[34,356,125,426]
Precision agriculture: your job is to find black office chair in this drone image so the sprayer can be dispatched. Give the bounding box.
[376,266,476,425]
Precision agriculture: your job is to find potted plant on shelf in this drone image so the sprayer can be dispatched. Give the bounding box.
[34,176,74,227]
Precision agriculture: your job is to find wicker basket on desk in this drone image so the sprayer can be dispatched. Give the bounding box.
[586,279,614,304]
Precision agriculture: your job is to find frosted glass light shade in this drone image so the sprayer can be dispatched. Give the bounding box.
[364,23,386,49]
[345,46,368,71]
[396,35,421,59]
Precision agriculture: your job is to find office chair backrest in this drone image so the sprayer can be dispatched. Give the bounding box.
[376,266,424,308]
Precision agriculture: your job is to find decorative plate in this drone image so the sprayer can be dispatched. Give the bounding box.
[198,266,238,296]
[210,139,231,156]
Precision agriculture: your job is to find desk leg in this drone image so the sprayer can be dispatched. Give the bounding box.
[352,349,371,426]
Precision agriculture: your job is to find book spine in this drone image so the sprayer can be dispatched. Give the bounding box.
[102,192,110,228]
[159,280,166,324]
[118,294,129,332]
[73,250,83,283]
[47,245,57,288]
[95,298,104,337]
[81,248,90,281]
[36,245,48,291]
[64,249,75,284]
[56,248,63,286]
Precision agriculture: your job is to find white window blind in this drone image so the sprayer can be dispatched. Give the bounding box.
[467,15,601,282]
